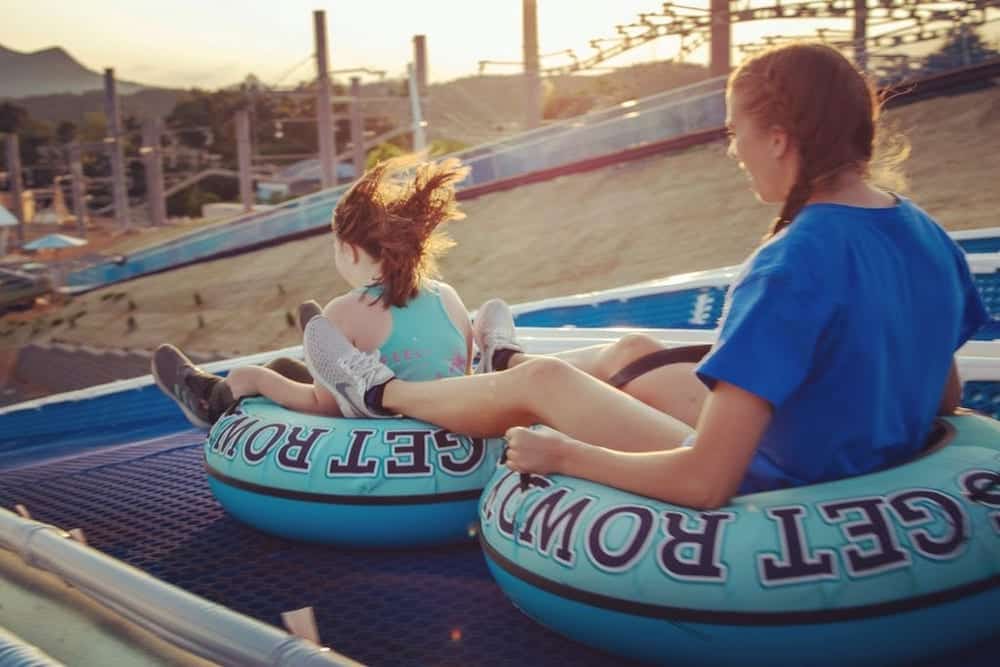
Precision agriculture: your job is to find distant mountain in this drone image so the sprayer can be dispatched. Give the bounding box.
[16,88,184,125]
[0,43,149,98]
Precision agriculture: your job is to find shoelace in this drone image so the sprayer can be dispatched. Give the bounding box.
[337,349,384,383]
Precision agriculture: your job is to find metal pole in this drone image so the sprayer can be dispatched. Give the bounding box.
[412,34,428,95]
[710,0,731,77]
[349,77,366,178]
[314,10,336,189]
[4,133,25,243]
[142,119,167,226]
[103,68,130,231]
[407,64,427,152]
[853,0,868,71]
[522,0,542,130]
[235,110,254,213]
[69,142,87,235]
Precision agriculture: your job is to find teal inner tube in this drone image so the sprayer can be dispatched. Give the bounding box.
[204,397,505,547]
[479,415,1000,667]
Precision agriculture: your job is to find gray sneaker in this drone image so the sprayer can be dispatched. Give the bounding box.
[473,298,522,373]
[152,344,230,429]
[303,316,396,418]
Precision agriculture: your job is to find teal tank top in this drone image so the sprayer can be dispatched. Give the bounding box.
[359,281,467,381]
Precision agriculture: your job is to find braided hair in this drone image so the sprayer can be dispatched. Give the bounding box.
[728,43,881,242]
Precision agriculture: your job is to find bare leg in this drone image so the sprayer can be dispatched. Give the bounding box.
[225,366,341,416]
[505,333,708,426]
[381,357,693,452]
[512,333,665,379]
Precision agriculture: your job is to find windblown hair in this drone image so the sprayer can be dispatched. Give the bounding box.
[332,156,469,307]
[728,42,907,242]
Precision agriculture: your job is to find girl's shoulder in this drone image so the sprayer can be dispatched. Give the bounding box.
[746,224,830,282]
[323,290,392,350]
[424,279,472,339]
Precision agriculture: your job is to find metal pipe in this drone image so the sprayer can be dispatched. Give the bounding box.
[0,509,361,667]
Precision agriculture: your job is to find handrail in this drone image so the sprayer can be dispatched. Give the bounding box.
[0,508,362,667]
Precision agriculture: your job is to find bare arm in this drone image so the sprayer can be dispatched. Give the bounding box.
[938,360,962,415]
[506,381,772,509]
[436,281,474,374]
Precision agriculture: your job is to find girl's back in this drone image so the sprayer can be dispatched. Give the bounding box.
[340,280,469,381]
[699,196,985,492]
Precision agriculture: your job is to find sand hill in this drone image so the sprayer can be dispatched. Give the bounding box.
[3,83,999,360]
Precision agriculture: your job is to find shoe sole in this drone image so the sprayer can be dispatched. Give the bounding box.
[151,345,212,430]
[302,318,371,418]
[298,300,323,333]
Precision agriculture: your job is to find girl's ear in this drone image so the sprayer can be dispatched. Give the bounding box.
[769,125,791,159]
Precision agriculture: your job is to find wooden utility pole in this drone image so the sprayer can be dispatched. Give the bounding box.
[235,110,254,213]
[314,10,336,189]
[104,68,130,231]
[407,64,427,152]
[4,133,24,243]
[412,35,428,95]
[142,119,167,226]
[69,142,87,235]
[522,0,542,130]
[710,0,731,77]
[350,77,366,178]
[853,0,868,70]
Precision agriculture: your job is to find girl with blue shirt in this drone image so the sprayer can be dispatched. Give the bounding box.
[305,43,988,509]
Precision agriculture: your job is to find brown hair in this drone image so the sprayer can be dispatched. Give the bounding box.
[728,43,903,242]
[332,156,469,307]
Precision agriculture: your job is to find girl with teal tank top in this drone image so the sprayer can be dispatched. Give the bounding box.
[151,157,474,426]
[358,281,468,381]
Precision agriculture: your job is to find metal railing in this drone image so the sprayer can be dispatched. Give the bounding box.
[67,77,728,289]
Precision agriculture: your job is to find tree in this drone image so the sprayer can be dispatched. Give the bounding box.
[365,142,406,169]
[0,102,28,133]
[923,27,1000,74]
[56,121,77,145]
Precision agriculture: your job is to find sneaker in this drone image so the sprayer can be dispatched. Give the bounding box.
[302,316,396,418]
[473,298,522,373]
[298,299,322,332]
[152,344,229,429]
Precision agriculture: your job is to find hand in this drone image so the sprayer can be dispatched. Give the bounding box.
[504,425,573,476]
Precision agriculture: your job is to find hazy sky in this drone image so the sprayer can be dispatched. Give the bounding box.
[3,1,984,89]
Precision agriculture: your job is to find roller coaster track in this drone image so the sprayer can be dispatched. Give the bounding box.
[478,1,1000,76]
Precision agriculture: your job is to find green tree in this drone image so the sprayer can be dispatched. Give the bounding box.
[0,102,28,133]
[79,112,107,143]
[924,27,1000,73]
[56,120,77,145]
[365,141,406,169]
[429,137,469,157]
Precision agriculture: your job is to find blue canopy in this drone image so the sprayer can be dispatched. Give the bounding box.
[23,233,87,250]
[0,204,17,227]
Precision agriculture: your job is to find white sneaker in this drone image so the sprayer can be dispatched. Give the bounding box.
[303,316,396,418]
[473,298,522,373]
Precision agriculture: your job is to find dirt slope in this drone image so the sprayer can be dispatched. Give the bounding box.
[4,84,999,358]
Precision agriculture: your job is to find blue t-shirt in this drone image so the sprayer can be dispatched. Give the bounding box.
[695,196,988,494]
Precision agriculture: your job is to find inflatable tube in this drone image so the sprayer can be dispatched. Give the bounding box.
[479,415,1000,667]
[205,398,505,547]
[0,626,62,667]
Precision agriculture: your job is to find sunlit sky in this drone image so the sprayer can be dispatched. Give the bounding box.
[4,1,992,89]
